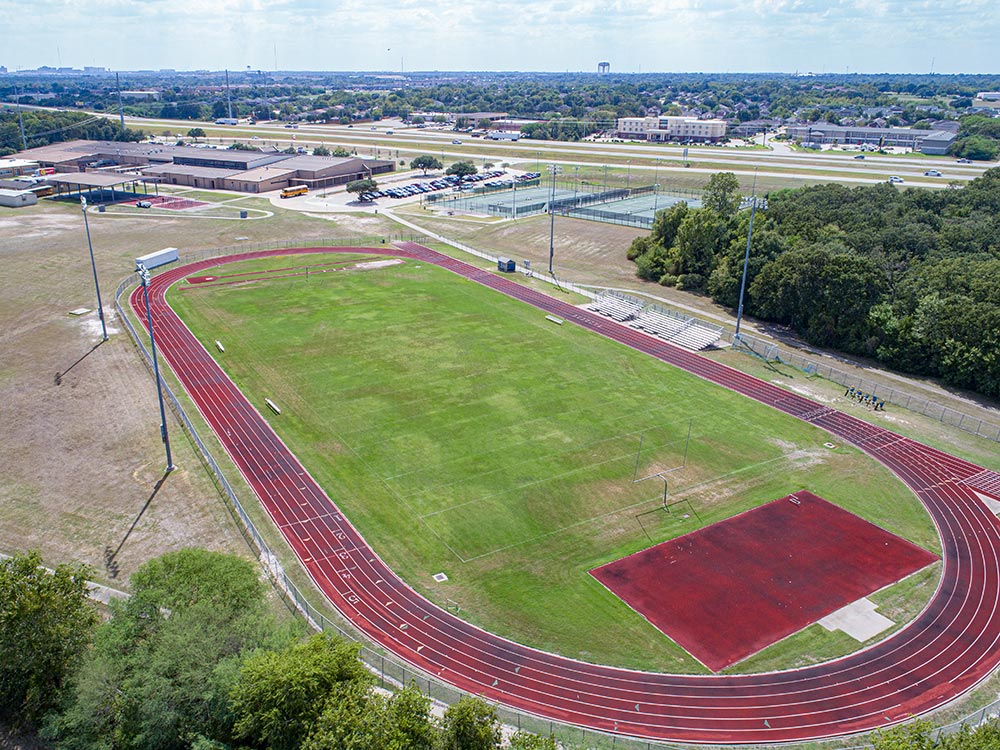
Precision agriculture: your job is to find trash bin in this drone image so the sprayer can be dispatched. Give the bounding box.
[98,205,106,213]
[240,210,248,219]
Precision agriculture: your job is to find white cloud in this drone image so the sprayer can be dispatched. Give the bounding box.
[1,0,997,72]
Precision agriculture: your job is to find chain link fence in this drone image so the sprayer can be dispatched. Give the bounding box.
[113,239,1000,750]
[727,331,1000,443]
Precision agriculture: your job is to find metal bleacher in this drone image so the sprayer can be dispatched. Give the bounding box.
[587,294,644,322]
[589,293,723,352]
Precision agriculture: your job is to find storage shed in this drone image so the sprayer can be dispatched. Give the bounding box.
[497,257,516,273]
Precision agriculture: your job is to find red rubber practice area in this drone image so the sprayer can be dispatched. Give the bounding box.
[130,244,1000,744]
[591,491,940,672]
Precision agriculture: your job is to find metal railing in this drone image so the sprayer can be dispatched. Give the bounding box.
[113,239,1000,750]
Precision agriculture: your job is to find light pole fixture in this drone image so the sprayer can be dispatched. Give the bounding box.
[547,164,562,275]
[136,262,176,472]
[81,197,108,342]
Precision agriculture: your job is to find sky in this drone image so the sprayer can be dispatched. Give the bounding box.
[1,0,998,75]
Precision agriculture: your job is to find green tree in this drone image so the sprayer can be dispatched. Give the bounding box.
[186,127,206,141]
[303,681,434,750]
[750,243,885,350]
[446,161,478,180]
[230,633,372,750]
[703,171,742,219]
[51,549,280,750]
[346,178,378,200]
[871,720,934,750]
[411,155,444,175]
[436,696,500,750]
[312,144,331,156]
[0,552,97,730]
[508,732,558,750]
[951,135,999,161]
[672,208,731,278]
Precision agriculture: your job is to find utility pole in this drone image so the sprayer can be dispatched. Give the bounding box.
[226,69,233,119]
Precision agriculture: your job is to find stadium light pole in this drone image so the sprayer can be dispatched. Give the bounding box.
[137,262,175,472]
[626,160,631,189]
[653,158,660,212]
[81,197,108,342]
[547,164,561,275]
[734,175,760,344]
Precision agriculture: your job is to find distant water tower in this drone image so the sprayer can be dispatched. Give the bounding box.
[598,62,610,74]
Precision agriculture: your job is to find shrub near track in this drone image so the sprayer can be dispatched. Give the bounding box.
[169,253,937,674]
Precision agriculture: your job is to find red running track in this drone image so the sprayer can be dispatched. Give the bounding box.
[130,244,1000,744]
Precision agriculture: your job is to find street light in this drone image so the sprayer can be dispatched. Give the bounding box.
[136,262,175,472]
[81,197,108,342]
[547,164,562,275]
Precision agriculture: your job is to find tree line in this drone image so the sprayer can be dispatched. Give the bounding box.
[627,171,1000,398]
[0,109,143,156]
[7,549,1000,748]
[0,549,557,750]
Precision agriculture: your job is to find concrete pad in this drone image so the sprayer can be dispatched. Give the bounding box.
[974,490,1000,515]
[818,597,893,641]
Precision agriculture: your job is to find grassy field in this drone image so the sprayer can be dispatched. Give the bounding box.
[169,252,938,674]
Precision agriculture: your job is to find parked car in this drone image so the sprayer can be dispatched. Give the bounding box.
[924,169,942,177]
[135,200,152,208]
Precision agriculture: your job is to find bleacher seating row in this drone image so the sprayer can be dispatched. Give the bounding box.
[587,295,643,322]
[588,295,723,352]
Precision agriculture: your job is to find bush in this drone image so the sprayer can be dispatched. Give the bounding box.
[676,273,707,291]
[658,273,678,287]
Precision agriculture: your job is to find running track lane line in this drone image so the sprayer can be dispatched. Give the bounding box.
[128,245,1000,744]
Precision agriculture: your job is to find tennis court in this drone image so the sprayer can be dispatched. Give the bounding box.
[429,181,702,229]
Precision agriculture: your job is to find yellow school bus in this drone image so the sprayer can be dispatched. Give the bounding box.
[280,185,308,199]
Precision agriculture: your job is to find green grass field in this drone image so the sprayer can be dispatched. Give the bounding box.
[169,252,939,674]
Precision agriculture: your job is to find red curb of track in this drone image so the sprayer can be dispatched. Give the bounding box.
[130,244,1000,744]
